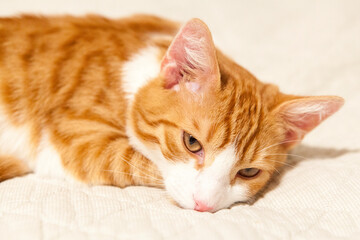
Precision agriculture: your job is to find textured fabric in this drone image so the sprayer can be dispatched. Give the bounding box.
[0,0,359,239]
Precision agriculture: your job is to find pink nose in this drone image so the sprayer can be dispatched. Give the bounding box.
[194,200,213,212]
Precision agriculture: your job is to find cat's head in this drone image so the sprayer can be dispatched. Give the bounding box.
[126,19,344,212]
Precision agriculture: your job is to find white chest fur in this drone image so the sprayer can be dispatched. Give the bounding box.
[0,109,35,164]
[0,107,66,178]
[121,45,161,101]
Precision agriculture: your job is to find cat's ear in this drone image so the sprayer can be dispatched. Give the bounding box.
[275,96,344,149]
[160,18,220,92]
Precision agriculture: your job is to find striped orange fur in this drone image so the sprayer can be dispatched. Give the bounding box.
[0,15,343,211]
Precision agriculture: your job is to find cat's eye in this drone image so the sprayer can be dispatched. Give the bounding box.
[237,168,260,179]
[183,132,202,153]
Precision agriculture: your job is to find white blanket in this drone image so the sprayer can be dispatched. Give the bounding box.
[1,0,359,239]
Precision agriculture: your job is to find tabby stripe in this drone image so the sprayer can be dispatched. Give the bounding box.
[76,111,125,132]
[156,119,178,128]
[119,146,134,184]
[94,89,106,105]
[1,79,20,121]
[49,34,79,94]
[162,150,177,162]
[0,156,29,182]
[99,54,111,87]
[0,31,5,64]
[138,108,178,128]
[164,131,181,161]
[193,119,200,131]
[62,52,98,104]
[21,32,36,115]
[101,133,126,150]
[219,82,237,148]
[68,131,127,143]
[51,128,68,146]
[101,152,114,184]
[206,122,220,142]
[133,110,159,143]
[94,55,111,104]
[98,139,133,186]
[240,99,262,163]
[71,132,120,180]
[109,33,139,61]
[72,142,90,178]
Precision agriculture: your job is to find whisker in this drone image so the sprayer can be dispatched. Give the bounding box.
[266,153,307,160]
[265,165,281,174]
[267,160,296,168]
[134,183,165,188]
[116,154,159,180]
[102,169,163,182]
[256,139,303,154]
[265,158,298,168]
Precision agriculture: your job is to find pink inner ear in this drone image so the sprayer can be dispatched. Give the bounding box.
[160,19,219,90]
[161,60,182,89]
[281,97,344,148]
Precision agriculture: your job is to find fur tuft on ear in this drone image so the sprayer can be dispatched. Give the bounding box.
[160,18,220,92]
[276,96,344,148]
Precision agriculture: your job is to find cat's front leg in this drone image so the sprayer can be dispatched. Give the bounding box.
[49,116,163,188]
[0,156,30,182]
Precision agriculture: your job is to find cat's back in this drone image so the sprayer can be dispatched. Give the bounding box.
[0,14,178,119]
[0,14,178,71]
[0,15,178,174]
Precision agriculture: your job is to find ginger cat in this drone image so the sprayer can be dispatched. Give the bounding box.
[0,15,343,212]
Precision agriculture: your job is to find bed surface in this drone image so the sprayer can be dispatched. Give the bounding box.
[1,0,359,239]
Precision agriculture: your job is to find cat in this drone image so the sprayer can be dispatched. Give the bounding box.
[0,14,343,212]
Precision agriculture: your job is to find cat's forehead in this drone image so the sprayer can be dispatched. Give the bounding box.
[187,100,257,146]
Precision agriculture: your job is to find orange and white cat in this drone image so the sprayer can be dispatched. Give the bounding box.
[0,15,343,212]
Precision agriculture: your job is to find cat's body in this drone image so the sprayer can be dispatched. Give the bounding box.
[0,15,171,186]
[0,15,343,212]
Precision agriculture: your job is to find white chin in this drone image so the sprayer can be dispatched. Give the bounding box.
[164,178,197,210]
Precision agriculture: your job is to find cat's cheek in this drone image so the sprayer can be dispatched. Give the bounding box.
[213,184,250,211]
[245,170,272,197]
[163,162,198,209]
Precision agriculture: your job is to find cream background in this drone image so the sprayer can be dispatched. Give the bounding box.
[0,0,359,239]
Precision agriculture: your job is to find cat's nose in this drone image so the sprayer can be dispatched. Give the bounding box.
[194,199,213,212]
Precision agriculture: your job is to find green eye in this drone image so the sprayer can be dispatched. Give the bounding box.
[183,132,202,153]
[237,168,260,178]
